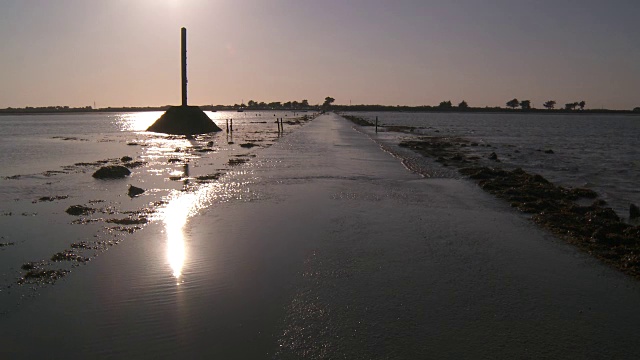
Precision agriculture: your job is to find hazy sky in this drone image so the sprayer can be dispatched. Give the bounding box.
[1,0,639,109]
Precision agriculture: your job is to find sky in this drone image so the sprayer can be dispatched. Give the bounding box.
[1,0,639,110]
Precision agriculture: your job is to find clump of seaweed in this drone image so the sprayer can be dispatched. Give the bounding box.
[398,135,640,279]
[34,195,69,203]
[196,173,223,182]
[51,250,89,263]
[18,269,69,285]
[459,166,640,277]
[108,226,142,233]
[228,158,249,166]
[106,217,148,225]
[66,205,96,216]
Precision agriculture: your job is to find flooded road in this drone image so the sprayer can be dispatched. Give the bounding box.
[2,113,640,359]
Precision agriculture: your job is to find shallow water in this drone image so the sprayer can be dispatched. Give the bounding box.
[2,113,640,359]
[345,111,640,219]
[0,110,312,307]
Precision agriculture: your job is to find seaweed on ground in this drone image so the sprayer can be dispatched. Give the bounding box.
[400,136,640,279]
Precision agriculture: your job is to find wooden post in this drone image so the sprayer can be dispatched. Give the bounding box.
[226,119,229,133]
[181,27,187,107]
[375,116,378,133]
[230,119,233,132]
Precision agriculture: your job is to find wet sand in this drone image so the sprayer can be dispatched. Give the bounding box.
[2,113,640,358]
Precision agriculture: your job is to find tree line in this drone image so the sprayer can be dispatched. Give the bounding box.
[506,99,586,110]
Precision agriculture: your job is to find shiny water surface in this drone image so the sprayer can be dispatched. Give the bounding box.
[0,110,300,297]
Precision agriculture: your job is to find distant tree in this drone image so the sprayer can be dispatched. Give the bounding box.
[520,100,531,110]
[268,102,282,109]
[506,98,520,109]
[543,100,556,110]
[565,102,578,110]
[578,101,586,110]
[458,100,469,109]
[291,101,299,109]
[634,107,640,112]
[247,100,257,108]
[283,101,292,109]
[301,99,309,108]
[438,100,453,108]
[322,97,335,107]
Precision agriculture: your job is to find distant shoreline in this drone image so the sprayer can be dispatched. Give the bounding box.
[1,105,639,116]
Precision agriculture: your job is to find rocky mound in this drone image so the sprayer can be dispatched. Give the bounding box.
[147,105,222,135]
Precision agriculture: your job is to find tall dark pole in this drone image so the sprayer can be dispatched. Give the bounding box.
[181,27,187,106]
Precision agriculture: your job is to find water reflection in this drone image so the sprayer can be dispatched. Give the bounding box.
[158,175,257,282]
[115,112,165,131]
[115,111,227,132]
[162,193,191,281]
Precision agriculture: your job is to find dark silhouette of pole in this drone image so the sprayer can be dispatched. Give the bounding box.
[181,27,187,106]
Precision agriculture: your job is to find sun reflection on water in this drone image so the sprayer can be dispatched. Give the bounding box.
[115,111,225,132]
[159,191,199,282]
[158,177,258,283]
[115,112,165,132]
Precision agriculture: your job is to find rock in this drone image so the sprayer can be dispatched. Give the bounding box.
[92,165,131,179]
[65,205,96,216]
[631,203,640,220]
[146,105,222,135]
[488,152,499,161]
[121,156,133,162]
[544,149,555,154]
[240,143,257,148]
[128,185,145,197]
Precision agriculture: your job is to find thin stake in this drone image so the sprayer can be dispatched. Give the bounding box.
[375,116,378,133]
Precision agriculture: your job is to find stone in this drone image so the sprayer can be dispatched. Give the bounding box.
[128,185,145,197]
[92,165,131,179]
